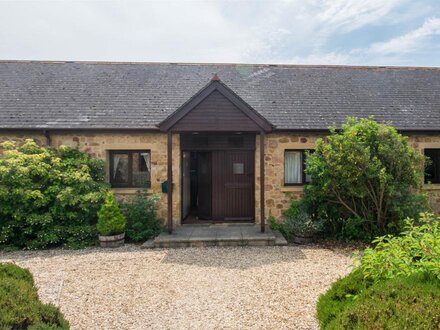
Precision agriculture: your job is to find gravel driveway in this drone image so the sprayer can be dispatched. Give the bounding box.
[0,245,353,330]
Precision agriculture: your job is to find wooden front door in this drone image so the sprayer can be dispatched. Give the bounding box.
[212,150,254,220]
[197,152,212,219]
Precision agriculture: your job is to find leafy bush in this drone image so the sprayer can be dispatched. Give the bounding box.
[121,192,161,242]
[0,263,69,329]
[0,139,108,249]
[97,192,126,236]
[339,216,372,242]
[283,200,324,239]
[305,117,427,239]
[268,213,288,239]
[318,272,440,329]
[317,213,440,329]
[360,213,440,281]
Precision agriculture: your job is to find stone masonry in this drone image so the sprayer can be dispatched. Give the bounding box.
[1,131,439,225]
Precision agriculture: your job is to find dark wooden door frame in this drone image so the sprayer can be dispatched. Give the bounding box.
[260,130,265,233]
[167,132,173,234]
[179,133,259,225]
[196,152,213,220]
[171,132,266,234]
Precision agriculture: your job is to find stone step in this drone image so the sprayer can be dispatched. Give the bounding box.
[273,230,288,246]
[141,225,287,249]
[152,237,276,248]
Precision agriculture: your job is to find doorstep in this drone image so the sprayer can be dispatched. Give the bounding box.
[142,224,287,248]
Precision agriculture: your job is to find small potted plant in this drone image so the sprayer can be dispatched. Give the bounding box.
[97,192,126,248]
[283,201,323,244]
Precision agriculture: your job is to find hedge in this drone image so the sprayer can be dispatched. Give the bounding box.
[0,263,69,329]
[317,271,440,329]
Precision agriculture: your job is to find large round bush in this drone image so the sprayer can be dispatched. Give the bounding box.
[0,139,108,249]
[305,117,427,239]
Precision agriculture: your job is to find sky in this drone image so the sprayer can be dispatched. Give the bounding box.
[0,0,439,66]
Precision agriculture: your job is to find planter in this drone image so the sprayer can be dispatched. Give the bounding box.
[98,232,125,248]
[292,235,313,244]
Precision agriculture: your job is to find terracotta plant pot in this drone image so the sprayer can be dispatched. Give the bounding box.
[98,232,125,248]
[292,235,313,244]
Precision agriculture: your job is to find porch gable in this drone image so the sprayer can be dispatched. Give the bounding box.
[158,76,273,133]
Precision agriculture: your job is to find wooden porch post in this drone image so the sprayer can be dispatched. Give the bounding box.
[260,130,265,233]
[167,132,173,234]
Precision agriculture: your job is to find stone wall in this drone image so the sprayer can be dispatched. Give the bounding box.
[0,131,47,153]
[258,133,326,221]
[260,132,440,220]
[407,134,440,214]
[0,131,181,226]
[50,132,181,226]
[1,130,439,226]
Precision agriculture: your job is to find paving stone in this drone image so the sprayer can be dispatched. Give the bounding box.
[152,224,277,248]
[273,230,288,246]
[140,239,155,249]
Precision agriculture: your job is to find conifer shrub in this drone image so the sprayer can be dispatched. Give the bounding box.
[97,192,126,236]
[0,263,69,329]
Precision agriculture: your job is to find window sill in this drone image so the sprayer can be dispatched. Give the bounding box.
[111,187,150,194]
[423,184,440,191]
[280,185,305,192]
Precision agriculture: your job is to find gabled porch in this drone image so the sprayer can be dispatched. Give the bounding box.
[158,74,273,234]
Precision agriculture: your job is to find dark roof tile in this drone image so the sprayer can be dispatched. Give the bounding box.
[0,61,439,130]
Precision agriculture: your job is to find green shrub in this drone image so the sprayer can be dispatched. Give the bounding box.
[305,117,427,239]
[0,139,108,249]
[360,213,440,281]
[97,192,126,236]
[339,216,373,242]
[318,213,440,329]
[121,192,161,242]
[282,200,324,239]
[317,269,371,328]
[0,263,69,329]
[318,272,440,329]
[0,262,34,284]
[268,213,288,239]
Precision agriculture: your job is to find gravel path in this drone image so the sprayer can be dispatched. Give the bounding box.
[0,245,354,330]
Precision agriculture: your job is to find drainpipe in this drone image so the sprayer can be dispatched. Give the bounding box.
[43,130,51,146]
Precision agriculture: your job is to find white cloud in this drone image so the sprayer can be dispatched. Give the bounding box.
[240,0,409,61]
[368,17,440,54]
[0,1,263,63]
[317,0,406,33]
[0,0,437,66]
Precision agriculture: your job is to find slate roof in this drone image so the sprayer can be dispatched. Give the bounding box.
[0,60,439,131]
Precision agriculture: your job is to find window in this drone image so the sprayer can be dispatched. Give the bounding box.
[233,162,244,174]
[425,149,440,184]
[284,150,313,185]
[109,150,151,188]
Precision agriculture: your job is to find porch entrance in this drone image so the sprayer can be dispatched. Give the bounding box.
[159,75,272,233]
[181,134,255,223]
